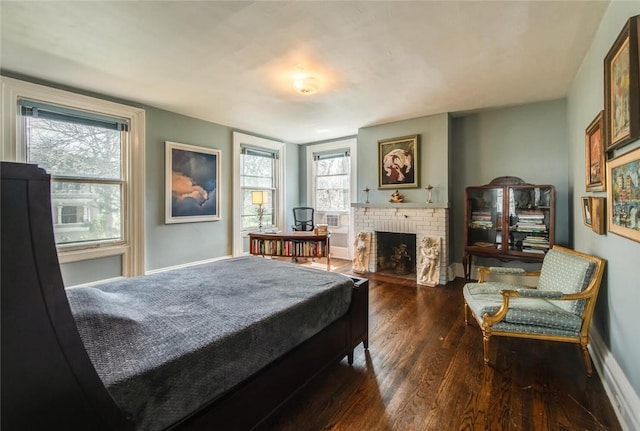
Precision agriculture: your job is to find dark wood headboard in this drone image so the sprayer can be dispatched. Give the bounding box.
[1,161,370,430]
[1,162,133,430]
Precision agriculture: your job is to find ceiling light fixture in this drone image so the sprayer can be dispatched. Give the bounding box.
[293,73,319,95]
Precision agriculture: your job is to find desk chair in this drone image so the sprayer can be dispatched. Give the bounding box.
[292,207,314,231]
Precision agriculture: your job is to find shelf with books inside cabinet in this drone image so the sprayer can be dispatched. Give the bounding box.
[464,177,555,280]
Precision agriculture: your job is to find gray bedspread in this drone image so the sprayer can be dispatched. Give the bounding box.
[67,256,353,430]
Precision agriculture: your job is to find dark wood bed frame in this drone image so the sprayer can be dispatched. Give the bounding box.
[1,162,369,431]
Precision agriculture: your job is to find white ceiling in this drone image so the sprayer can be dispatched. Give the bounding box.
[1,1,609,144]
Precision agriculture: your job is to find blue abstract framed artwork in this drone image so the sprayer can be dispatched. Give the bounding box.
[165,141,220,223]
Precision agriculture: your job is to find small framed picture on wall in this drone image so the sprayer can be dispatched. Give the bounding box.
[591,197,606,235]
[585,111,606,191]
[581,197,592,228]
[604,15,640,151]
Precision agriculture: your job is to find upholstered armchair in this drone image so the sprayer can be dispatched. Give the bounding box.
[463,245,606,376]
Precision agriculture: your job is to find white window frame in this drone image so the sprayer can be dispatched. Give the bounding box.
[312,150,352,214]
[1,77,145,277]
[306,138,357,213]
[232,131,285,256]
[239,147,277,231]
[306,138,357,258]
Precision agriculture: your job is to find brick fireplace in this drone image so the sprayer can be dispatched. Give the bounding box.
[352,203,450,285]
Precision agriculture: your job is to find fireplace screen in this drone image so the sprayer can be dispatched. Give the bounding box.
[376,231,417,276]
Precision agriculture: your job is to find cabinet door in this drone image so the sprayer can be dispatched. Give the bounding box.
[465,187,504,251]
[508,186,553,255]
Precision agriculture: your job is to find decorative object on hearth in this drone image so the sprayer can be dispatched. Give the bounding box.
[417,236,441,287]
[604,15,639,151]
[425,184,434,203]
[378,134,419,189]
[352,231,372,274]
[390,243,411,274]
[606,146,640,242]
[585,111,606,192]
[363,187,370,203]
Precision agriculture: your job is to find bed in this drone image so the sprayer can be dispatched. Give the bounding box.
[0,162,369,431]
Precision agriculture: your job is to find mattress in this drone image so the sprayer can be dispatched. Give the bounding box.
[67,256,353,430]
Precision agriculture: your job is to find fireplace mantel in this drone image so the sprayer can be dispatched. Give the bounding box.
[351,202,449,209]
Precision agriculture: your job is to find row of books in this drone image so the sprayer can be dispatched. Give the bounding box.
[470,210,493,229]
[250,238,327,257]
[521,235,550,253]
[514,209,547,233]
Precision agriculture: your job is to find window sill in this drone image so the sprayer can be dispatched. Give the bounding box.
[57,243,129,264]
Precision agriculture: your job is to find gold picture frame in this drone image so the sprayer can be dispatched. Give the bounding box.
[585,111,606,191]
[591,197,606,235]
[604,15,640,151]
[606,147,640,242]
[581,197,592,228]
[378,135,419,189]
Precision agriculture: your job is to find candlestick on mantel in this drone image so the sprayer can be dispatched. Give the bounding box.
[363,187,370,203]
[425,184,433,203]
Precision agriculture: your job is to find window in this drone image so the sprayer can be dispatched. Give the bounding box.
[305,138,356,261]
[60,206,81,224]
[232,132,285,256]
[314,149,350,212]
[21,99,126,246]
[1,77,145,276]
[240,146,277,230]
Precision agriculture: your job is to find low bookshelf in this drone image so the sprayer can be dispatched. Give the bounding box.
[249,231,331,271]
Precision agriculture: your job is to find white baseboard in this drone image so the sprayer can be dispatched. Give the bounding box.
[589,327,640,431]
[452,262,466,279]
[145,255,232,275]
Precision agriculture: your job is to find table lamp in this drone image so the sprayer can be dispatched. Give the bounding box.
[251,191,266,232]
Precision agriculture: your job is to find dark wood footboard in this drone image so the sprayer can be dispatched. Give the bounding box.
[1,161,368,431]
[175,277,368,430]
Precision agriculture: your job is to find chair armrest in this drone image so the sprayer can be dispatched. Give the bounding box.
[504,288,596,301]
[477,266,541,283]
[482,289,563,327]
[507,289,564,299]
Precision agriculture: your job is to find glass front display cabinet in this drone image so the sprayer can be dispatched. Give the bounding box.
[463,176,555,280]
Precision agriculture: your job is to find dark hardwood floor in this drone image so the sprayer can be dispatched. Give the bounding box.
[258,258,621,431]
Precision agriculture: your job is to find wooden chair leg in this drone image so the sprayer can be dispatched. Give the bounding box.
[482,331,491,365]
[464,302,469,325]
[580,342,593,377]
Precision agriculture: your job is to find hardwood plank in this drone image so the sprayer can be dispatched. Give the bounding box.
[258,259,621,431]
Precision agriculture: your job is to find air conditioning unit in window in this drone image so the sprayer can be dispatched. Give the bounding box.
[325,214,340,228]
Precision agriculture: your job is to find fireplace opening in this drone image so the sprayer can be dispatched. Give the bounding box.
[376,231,417,279]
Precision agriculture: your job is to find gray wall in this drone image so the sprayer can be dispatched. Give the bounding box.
[357,113,450,205]
[1,73,300,282]
[450,100,570,266]
[567,1,640,396]
[144,107,233,271]
[285,141,301,229]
